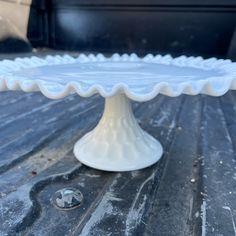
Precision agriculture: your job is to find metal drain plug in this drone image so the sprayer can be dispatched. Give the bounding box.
[52,187,83,210]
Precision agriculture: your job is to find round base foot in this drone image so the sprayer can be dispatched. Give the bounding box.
[74,132,163,172]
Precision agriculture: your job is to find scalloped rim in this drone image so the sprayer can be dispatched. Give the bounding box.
[0,53,236,101]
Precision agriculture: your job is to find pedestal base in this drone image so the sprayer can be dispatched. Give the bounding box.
[73,94,163,171]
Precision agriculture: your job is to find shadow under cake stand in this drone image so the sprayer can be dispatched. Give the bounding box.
[0,54,235,171]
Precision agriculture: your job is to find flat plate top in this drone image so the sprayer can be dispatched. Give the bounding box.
[0,54,235,101]
[15,61,222,84]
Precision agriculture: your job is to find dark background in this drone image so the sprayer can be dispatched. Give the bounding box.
[1,0,236,59]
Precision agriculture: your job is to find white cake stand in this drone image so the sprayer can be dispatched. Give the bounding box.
[0,53,236,171]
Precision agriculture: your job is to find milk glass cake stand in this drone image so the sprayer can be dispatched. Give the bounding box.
[0,53,236,171]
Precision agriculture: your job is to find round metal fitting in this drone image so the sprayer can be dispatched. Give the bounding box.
[51,187,83,210]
